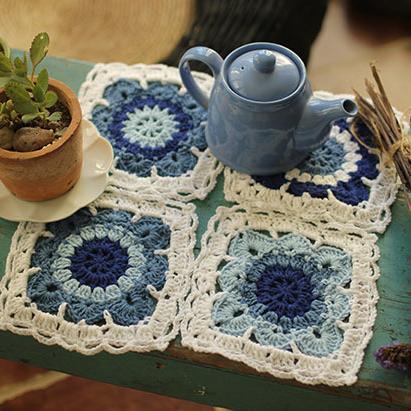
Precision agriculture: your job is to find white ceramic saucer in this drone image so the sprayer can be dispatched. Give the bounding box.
[0,119,113,223]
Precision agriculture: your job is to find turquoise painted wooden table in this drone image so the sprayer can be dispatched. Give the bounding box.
[0,54,410,411]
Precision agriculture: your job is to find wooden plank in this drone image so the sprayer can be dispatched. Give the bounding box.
[0,53,410,410]
[0,331,408,411]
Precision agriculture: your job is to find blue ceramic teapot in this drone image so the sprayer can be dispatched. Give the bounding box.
[179,43,358,175]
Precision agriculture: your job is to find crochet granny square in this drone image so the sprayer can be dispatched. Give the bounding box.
[0,190,197,354]
[224,93,399,233]
[182,206,379,385]
[79,63,223,201]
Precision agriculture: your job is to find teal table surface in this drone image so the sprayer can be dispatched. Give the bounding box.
[0,53,410,411]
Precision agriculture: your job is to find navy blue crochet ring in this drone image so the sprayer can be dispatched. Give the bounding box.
[92,81,206,178]
[28,208,170,326]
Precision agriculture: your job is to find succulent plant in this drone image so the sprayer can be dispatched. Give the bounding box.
[0,32,61,128]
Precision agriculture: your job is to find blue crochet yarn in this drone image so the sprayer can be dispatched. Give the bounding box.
[253,119,379,206]
[91,80,207,177]
[299,137,346,175]
[69,238,129,289]
[108,282,156,326]
[254,259,316,319]
[27,273,67,313]
[28,208,171,326]
[213,230,352,357]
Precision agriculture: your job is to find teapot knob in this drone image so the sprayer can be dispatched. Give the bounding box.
[253,50,276,73]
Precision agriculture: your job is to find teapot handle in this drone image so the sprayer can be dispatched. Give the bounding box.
[179,47,223,109]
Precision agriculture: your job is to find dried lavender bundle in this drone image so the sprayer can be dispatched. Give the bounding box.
[374,342,411,373]
[352,63,411,191]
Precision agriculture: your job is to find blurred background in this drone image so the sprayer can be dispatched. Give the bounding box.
[0,0,410,410]
[0,0,410,109]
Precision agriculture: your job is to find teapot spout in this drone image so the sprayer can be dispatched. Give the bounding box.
[296,95,358,151]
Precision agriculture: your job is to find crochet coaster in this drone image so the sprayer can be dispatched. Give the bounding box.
[224,93,399,233]
[0,190,197,354]
[79,63,223,201]
[181,206,379,386]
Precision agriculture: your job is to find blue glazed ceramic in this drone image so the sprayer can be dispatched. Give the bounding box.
[179,43,358,175]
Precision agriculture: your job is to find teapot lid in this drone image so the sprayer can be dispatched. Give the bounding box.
[226,49,301,102]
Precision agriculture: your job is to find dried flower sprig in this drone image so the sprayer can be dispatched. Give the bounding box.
[352,63,411,191]
[374,342,411,373]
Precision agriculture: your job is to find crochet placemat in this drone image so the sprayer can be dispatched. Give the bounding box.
[181,206,379,386]
[0,73,397,385]
[79,63,223,201]
[224,93,399,233]
[0,189,197,354]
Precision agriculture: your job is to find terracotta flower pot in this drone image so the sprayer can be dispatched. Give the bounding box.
[0,78,83,202]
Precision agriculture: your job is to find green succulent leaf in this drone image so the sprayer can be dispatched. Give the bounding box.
[0,76,11,87]
[44,90,58,108]
[22,112,41,123]
[11,75,32,88]
[33,84,45,103]
[0,74,31,89]
[6,100,13,110]
[36,68,48,93]
[0,37,10,58]
[30,32,49,72]
[0,53,13,74]
[48,111,61,122]
[5,82,38,115]
[14,53,28,77]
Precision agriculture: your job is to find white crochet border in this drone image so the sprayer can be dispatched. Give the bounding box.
[224,92,399,233]
[181,205,379,386]
[0,189,197,355]
[78,63,223,201]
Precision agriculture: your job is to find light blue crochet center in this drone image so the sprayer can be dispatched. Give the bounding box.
[122,105,178,147]
[299,137,346,175]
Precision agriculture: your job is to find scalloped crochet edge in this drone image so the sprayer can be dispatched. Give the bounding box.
[224,92,400,233]
[78,63,223,201]
[0,189,197,355]
[181,205,380,386]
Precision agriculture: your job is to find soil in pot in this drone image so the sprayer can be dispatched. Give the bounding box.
[0,98,71,152]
